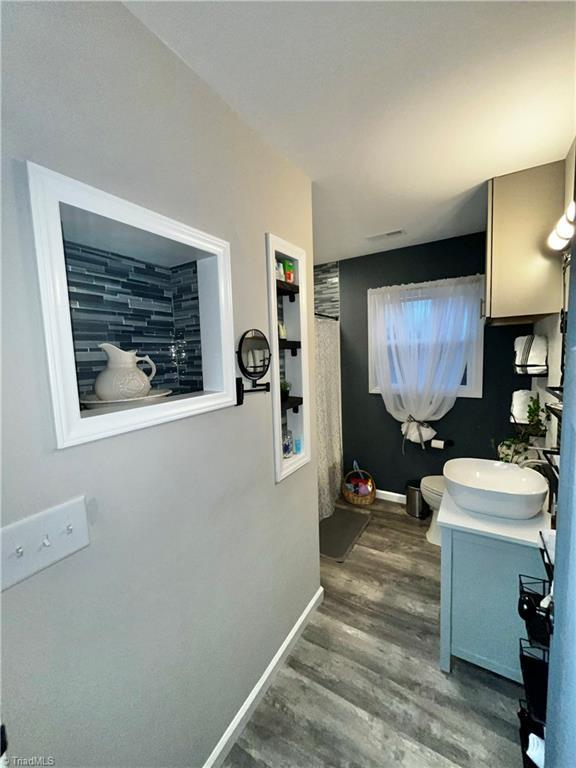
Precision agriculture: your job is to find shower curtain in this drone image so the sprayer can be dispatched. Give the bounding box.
[315,317,342,520]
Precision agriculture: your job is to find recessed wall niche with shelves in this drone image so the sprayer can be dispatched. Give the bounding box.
[28,163,235,448]
[267,233,311,482]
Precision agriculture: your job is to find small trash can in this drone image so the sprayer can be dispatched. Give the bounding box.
[405,479,431,519]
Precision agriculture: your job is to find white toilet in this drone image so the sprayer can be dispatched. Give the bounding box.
[421,476,445,547]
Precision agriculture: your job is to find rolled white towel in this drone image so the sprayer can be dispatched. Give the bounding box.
[401,420,436,446]
[510,390,533,424]
[540,590,553,610]
[526,733,545,768]
[515,335,548,375]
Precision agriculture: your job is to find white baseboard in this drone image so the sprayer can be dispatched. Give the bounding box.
[376,489,407,505]
[203,585,324,768]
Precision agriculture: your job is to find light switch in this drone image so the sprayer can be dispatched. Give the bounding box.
[1,496,90,591]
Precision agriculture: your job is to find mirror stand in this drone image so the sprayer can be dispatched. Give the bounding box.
[236,377,270,407]
[235,328,272,406]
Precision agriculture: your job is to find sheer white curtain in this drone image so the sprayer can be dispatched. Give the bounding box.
[315,317,342,519]
[368,275,483,445]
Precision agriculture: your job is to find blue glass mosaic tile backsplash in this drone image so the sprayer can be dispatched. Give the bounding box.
[64,241,203,397]
[313,261,339,318]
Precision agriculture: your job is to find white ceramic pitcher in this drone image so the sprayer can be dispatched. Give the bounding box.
[95,343,157,401]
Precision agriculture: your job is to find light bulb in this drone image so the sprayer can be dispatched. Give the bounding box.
[547,229,570,251]
[556,215,575,241]
[567,200,576,224]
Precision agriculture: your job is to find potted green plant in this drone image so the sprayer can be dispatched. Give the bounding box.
[280,378,291,402]
[497,393,549,463]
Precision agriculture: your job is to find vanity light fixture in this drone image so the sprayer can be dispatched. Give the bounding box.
[547,229,572,252]
[547,200,576,251]
[545,200,575,387]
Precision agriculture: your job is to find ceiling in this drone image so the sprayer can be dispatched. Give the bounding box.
[127,2,576,264]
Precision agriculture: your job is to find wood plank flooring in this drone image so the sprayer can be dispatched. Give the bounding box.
[223,500,522,768]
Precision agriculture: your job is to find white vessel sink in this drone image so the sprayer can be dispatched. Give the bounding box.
[443,458,547,519]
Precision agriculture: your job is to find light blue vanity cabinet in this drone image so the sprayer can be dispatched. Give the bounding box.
[439,493,549,683]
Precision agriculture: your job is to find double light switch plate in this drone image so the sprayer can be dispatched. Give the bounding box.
[1,496,90,591]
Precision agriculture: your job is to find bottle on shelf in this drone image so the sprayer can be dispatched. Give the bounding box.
[283,259,295,284]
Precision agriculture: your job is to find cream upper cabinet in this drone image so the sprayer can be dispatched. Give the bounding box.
[486,161,564,322]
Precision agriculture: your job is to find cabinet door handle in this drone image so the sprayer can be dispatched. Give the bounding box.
[480,298,486,319]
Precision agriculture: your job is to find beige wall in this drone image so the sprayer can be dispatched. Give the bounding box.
[1,3,319,766]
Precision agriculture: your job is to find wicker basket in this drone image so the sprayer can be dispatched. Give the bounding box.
[341,464,376,507]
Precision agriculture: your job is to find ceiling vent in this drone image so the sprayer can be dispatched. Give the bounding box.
[365,229,405,241]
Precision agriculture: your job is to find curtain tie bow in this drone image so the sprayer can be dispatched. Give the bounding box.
[402,415,435,454]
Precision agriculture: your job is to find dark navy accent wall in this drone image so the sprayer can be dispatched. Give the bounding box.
[65,241,203,397]
[339,232,532,493]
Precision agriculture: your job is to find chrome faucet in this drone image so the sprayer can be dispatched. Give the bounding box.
[518,458,549,469]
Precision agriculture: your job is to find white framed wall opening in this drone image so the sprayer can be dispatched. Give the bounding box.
[267,233,311,482]
[28,162,236,448]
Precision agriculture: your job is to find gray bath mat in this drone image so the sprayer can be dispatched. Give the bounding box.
[319,506,372,562]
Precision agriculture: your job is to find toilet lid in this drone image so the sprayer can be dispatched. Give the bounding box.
[421,476,445,497]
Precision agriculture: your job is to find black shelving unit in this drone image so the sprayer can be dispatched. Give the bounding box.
[545,387,564,478]
[519,640,549,723]
[546,386,563,434]
[276,279,299,302]
[546,386,563,401]
[518,575,552,648]
[542,447,560,482]
[539,531,555,582]
[518,699,545,768]
[546,402,563,421]
[280,396,303,414]
[515,366,549,377]
[278,339,301,356]
[516,529,555,765]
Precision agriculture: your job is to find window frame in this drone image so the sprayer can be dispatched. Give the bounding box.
[368,281,485,400]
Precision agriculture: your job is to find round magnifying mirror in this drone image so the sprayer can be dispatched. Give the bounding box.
[237,329,271,381]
